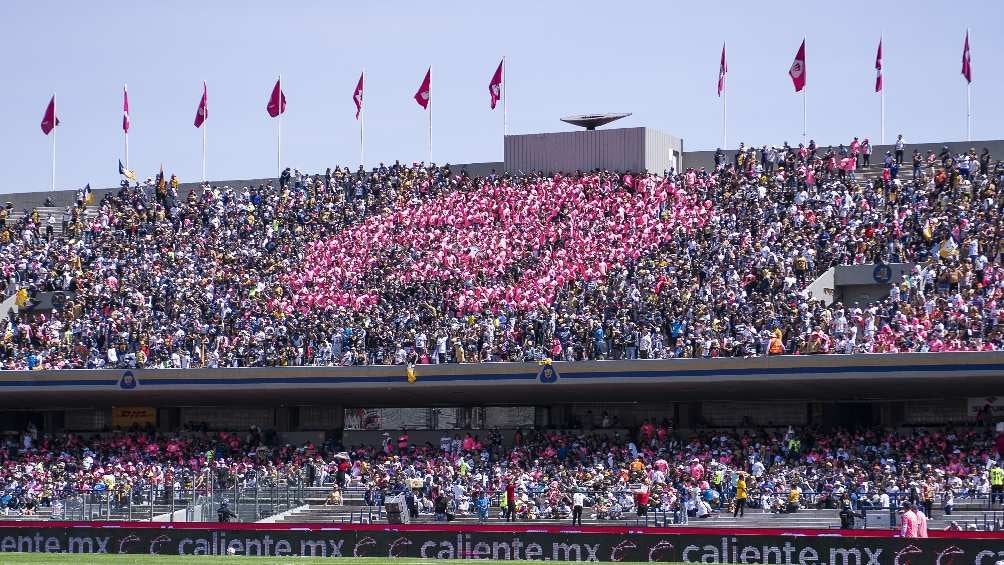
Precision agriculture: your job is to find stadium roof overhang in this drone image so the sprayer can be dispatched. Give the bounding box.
[0,352,1001,409]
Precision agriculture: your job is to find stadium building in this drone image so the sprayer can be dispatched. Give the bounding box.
[0,120,1002,549]
[2,123,1002,440]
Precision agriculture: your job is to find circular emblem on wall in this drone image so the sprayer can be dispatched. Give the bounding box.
[538,364,559,384]
[119,370,139,390]
[873,263,892,284]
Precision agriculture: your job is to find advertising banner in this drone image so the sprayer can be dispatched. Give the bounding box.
[0,524,1000,564]
[110,406,156,428]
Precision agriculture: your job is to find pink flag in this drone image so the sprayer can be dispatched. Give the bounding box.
[266,78,286,118]
[489,59,503,109]
[789,39,806,92]
[717,43,727,97]
[875,38,883,92]
[194,81,207,128]
[414,67,431,109]
[353,72,364,119]
[122,85,130,133]
[41,95,59,135]
[961,31,972,83]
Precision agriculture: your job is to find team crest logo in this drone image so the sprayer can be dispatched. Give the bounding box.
[790,61,804,77]
[537,361,559,384]
[873,263,892,284]
[119,370,138,390]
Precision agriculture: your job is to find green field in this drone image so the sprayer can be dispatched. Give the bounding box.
[0,556,670,565]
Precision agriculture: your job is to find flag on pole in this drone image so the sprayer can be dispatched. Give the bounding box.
[194,82,207,128]
[353,72,364,119]
[961,31,972,83]
[122,85,130,133]
[266,78,286,117]
[118,159,136,181]
[875,38,883,92]
[489,59,504,109]
[83,183,93,204]
[789,39,806,92]
[157,164,166,192]
[717,43,727,97]
[41,96,59,135]
[414,68,431,109]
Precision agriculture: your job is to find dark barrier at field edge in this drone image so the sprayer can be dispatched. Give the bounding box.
[0,525,1002,564]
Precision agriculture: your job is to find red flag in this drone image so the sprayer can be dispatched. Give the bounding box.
[875,38,883,93]
[489,59,503,109]
[789,39,806,92]
[414,68,431,109]
[353,72,364,119]
[961,31,972,83]
[267,78,286,118]
[717,43,727,97]
[194,81,207,128]
[40,95,59,135]
[122,85,130,133]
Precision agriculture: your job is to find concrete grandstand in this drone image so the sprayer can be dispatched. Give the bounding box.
[0,125,1002,535]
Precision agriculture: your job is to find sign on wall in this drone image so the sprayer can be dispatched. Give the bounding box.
[110,407,156,428]
[0,524,998,563]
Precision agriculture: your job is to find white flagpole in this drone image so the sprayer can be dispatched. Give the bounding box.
[277,74,282,182]
[963,27,971,143]
[802,38,807,146]
[360,69,365,169]
[124,84,130,170]
[428,66,433,164]
[966,28,971,142]
[880,86,885,146]
[967,82,971,142]
[802,88,807,146]
[202,83,207,183]
[880,34,885,145]
[51,93,56,192]
[722,41,727,150]
[503,56,508,137]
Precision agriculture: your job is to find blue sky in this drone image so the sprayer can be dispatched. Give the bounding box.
[3,0,1002,193]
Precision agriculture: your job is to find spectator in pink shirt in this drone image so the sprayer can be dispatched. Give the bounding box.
[899,502,919,538]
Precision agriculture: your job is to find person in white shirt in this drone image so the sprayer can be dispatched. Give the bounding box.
[571,491,586,525]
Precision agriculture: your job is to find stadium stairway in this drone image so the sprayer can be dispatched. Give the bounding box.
[6,206,98,237]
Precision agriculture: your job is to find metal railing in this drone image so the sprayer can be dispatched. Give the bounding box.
[39,468,310,523]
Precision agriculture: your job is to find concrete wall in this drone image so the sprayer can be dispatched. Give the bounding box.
[0,351,1001,409]
[682,149,719,171]
[505,127,682,174]
[644,128,683,173]
[453,161,504,177]
[803,267,835,305]
[802,263,915,306]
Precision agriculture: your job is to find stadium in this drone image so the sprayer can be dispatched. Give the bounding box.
[3,2,1004,564]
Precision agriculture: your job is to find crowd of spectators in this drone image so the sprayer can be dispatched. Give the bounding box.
[0,136,1001,369]
[2,421,1004,525]
[0,423,309,515]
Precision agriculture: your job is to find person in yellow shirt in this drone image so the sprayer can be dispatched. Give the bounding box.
[733,473,748,518]
[630,458,644,473]
[787,486,801,513]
